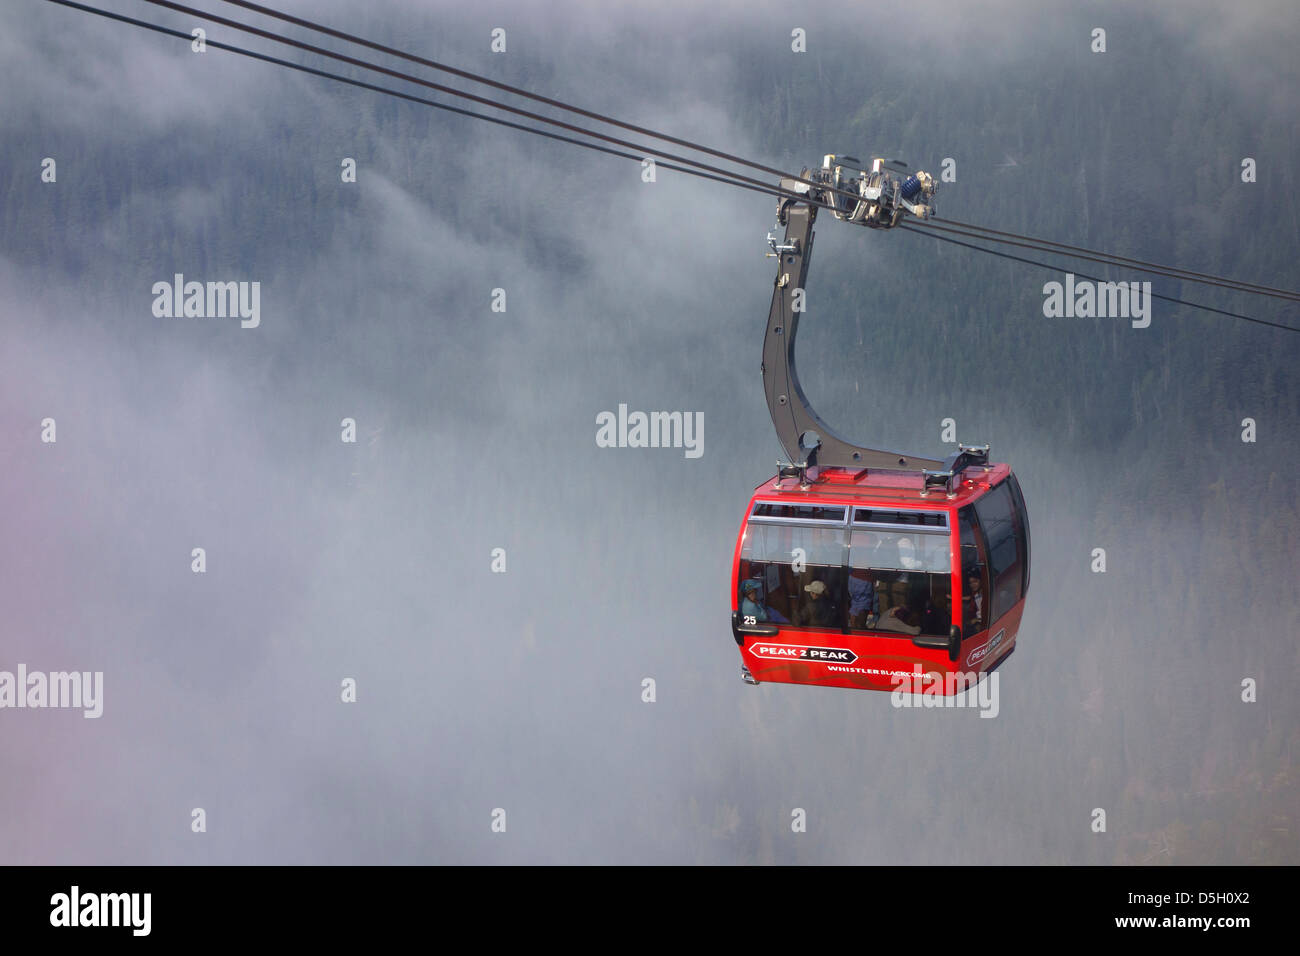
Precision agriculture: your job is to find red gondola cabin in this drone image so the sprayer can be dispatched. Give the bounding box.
[731,463,1030,694]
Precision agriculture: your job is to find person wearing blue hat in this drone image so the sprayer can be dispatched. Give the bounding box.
[741,578,788,624]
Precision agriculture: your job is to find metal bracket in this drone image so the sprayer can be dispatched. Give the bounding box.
[922,443,991,496]
[766,225,799,258]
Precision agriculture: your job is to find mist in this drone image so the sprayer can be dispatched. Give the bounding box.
[1,0,1296,864]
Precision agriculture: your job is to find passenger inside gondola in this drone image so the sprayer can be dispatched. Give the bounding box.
[795,578,840,628]
[739,577,789,624]
[849,530,951,636]
[848,568,878,628]
[962,572,985,632]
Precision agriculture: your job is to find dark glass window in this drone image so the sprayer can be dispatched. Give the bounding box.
[1007,473,1031,598]
[957,506,991,634]
[751,502,846,523]
[973,481,1023,622]
[853,508,947,529]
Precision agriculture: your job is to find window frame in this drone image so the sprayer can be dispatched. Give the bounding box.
[973,479,1025,623]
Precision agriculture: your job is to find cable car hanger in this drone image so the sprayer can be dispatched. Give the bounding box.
[761,155,990,495]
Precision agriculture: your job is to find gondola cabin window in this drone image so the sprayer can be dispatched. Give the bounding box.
[848,508,951,637]
[738,516,848,630]
[972,480,1027,623]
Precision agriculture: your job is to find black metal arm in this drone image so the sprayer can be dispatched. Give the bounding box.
[761,184,943,474]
